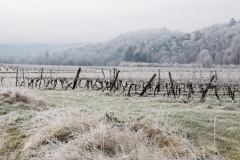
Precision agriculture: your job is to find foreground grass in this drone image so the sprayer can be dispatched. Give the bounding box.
[37,89,240,159]
[0,88,240,159]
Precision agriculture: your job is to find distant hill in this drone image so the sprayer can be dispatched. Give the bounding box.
[1,18,240,66]
[0,44,75,64]
[0,44,66,57]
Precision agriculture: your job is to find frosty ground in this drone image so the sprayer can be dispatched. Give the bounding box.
[0,88,240,160]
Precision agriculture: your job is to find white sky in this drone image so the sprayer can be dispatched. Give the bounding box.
[0,0,239,43]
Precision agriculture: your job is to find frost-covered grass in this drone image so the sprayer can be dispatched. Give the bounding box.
[0,105,197,160]
[0,88,48,111]
[20,108,199,160]
[0,88,240,159]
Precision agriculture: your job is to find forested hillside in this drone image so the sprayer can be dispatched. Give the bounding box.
[1,19,240,66]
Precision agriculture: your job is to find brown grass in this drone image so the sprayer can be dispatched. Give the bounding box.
[0,89,48,110]
[21,109,199,160]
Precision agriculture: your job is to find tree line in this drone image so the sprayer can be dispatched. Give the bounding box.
[1,18,240,67]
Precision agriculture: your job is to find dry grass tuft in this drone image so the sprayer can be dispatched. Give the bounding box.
[21,109,198,160]
[0,89,48,110]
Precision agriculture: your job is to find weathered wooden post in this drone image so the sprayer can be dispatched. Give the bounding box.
[72,67,81,89]
[169,72,176,98]
[40,68,43,79]
[140,74,156,96]
[16,69,18,87]
[101,68,105,79]
[22,69,25,86]
[187,82,193,100]
[227,86,235,101]
[127,83,133,96]
[214,87,220,100]
[214,69,218,81]
[50,70,52,80]
[110,70,120,91]
[200,75,215,102]
[157,69,161,92]
[113,68,116,79]
[22,69,25,79]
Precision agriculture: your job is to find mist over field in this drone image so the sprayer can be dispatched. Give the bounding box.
[1,18,240,67]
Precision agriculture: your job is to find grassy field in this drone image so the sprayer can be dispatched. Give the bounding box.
[0,87,240,160]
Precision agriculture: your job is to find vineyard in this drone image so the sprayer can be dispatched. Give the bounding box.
[1,64,240,102]
[1,64,240,160]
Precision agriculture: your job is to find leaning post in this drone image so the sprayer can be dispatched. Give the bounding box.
[72,67,81,89]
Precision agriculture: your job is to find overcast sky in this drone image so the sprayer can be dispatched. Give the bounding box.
[0,0,240,43]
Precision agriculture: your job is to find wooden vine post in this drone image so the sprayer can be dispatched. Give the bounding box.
[16,69,18,87]
[158,69,161,92]
[168,72,176,98]
[50,70,52,80]
[22,69,25,80]
[110,70,120,91]
[40,68,43,79]
[101,68,105,79]
[140,74,156,96]
[200,75,215,102]
[127,83,133,96]
[72,67,81,89]
[227,86,235,101]
[113,68,116,79]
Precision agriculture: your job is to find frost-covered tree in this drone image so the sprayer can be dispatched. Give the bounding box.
[229,18,237,27]
[197,49,213,67]
[223,35,240,64]
[1,18,240,66]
